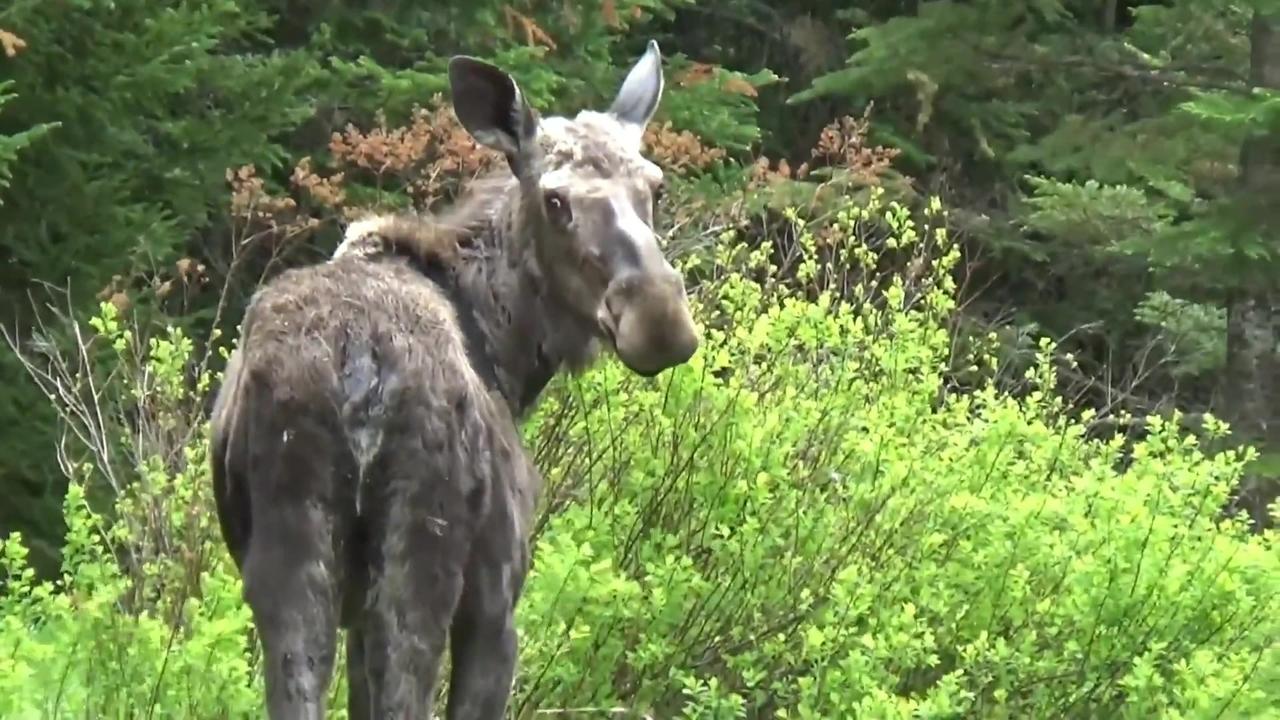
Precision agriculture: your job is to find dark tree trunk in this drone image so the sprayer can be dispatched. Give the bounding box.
[1222,11,1280,531]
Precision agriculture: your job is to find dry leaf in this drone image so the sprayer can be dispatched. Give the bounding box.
[502,6,557,50]
[109,292,131,314]
[640,121,726,173]
[723,77,758,97]
[96,278,119,301]
[602,0,620,28]
[0,29,26,58]
[676,62,717,87]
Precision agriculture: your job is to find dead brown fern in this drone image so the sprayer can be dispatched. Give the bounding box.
[809,107,901,183]
[643,121,727,173]
[748,105,900,190]
[502,5,558,49]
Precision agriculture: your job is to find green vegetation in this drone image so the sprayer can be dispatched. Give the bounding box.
[1,1,1277,716]
[3,193,1275,717]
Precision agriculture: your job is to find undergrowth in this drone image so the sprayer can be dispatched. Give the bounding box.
[0,107,1275,719]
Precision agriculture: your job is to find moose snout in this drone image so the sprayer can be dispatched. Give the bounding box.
[599,268,699,377]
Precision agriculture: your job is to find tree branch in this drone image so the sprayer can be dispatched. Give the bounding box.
[989,51,1254,96]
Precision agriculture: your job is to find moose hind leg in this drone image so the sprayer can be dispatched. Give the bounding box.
[445,561,520,720]
[241,404,346,719]
[448,455,530,720]
[360,433,472,717]
[242,501,341,720]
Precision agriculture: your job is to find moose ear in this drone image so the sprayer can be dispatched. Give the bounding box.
[608,40,664,138]
[449,56,539,167]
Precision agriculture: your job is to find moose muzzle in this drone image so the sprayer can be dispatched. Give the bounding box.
[598,266,699,377]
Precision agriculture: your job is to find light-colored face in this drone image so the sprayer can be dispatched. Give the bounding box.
[449,41,698,377]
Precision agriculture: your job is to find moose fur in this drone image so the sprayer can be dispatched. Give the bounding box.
[209,41,698,719]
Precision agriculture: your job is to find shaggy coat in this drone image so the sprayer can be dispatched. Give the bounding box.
[210,41,697,719]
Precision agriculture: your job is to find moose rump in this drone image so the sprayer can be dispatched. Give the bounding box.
[211,255,531,718]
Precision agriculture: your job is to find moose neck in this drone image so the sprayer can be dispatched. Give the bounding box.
[444,180,598,421]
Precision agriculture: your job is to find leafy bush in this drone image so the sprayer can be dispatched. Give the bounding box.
[515,190,1278,718]
[0,130,1275,718]
[0,303,259,718]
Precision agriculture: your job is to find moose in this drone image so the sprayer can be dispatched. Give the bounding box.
[209,41,698,719]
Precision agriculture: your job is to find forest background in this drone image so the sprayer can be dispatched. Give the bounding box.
[0,0,1277,717]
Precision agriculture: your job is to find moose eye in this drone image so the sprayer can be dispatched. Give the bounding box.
[543,188,571,223]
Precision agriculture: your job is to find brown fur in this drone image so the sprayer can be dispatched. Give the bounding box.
[210,42,695,719]
[213,251,537,718]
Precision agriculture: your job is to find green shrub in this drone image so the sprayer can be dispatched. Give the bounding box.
[0,191,1275,718]
[516,189,1278,718]
[0,304,260,718]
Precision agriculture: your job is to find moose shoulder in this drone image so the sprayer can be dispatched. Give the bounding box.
[208,40,697,720]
